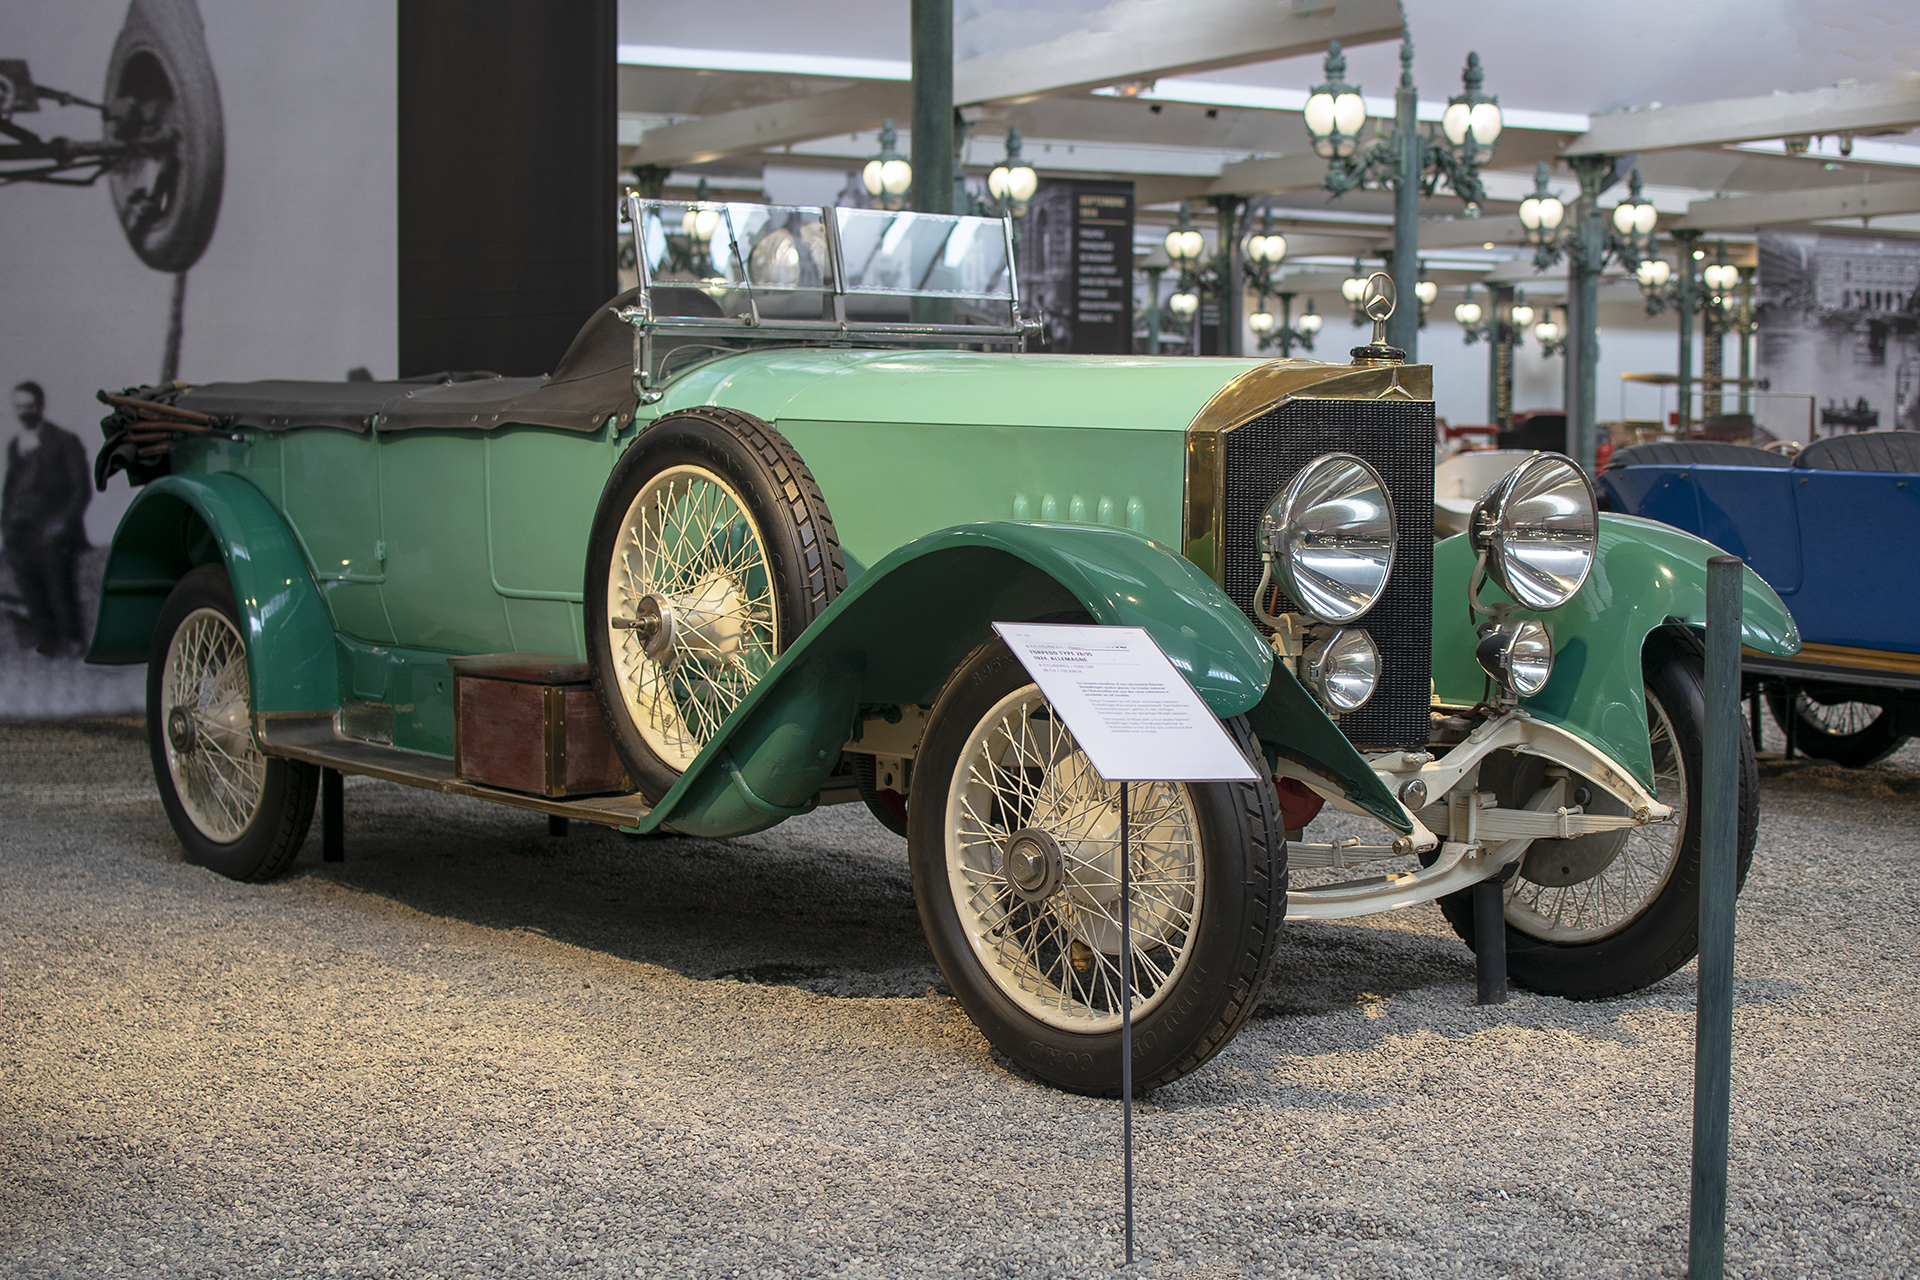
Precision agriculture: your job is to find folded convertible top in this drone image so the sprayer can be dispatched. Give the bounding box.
[171,288,640,435]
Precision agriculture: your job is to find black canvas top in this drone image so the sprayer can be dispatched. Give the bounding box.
[1607,441,1791,470]
[1793,430,1920,473]
[172,289,639,435]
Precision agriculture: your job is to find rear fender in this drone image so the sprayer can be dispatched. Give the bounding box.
[86,474,338,715]
[1431,512,1800,787]
[643,522,1395,837]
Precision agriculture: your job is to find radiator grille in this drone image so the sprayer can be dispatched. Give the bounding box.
[1218,396,1436,749]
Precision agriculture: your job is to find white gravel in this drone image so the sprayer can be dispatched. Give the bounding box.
[1,716,1916,1279]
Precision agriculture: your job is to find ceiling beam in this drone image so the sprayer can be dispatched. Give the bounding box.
[1673,179,1920,230]
[633,0,1401,167]
[632,82,910,168]
[1561,80,1920,158]
[959,0,1402,106]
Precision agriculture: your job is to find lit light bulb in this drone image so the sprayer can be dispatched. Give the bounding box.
[1511,304,1534,327]
[1454,301,1482,325]
[1249,311,1276,333]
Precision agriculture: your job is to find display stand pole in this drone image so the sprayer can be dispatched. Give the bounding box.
[1119,780,1134,1267]
[1688,555,1742,1280]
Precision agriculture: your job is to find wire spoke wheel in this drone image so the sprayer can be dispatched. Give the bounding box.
[146,564,315,880]
[606,465,778,772]
[1505,690,1685,943]
[1767,687,1909,768]
[160,606,265,841]
[908,636,1284,1095]
[586,407,843,801]
[946,686,1202,1032]
[1436,632,1759,1000]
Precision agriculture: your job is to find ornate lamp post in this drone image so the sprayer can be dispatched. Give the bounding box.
[1303,34,1503,360]
[862,119,913,211]
[986,126,1038,218]
[1340,258,1374,326]
[1249,292,1321,356]
[1458,284,1532,427]
[1523,159,1664,470]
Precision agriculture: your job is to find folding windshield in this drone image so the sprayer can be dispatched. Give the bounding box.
[624,196,1019,327]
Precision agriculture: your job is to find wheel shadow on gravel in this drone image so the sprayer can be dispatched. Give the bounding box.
[290,780,943,999]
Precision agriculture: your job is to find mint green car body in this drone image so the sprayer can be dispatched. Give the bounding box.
[90,346,1797,840]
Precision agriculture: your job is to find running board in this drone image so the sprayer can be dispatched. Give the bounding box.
[256,714,655,829]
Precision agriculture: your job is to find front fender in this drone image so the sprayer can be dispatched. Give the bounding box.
[644,521,1385,838]
[86,473,338,715]
[1432,512,1800,788]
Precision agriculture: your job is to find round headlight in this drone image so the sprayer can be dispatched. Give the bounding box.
[1302,627,1379,713]
[1469,454,1597,610]
[1476,620,1554,697]
[1258,453,1397,624]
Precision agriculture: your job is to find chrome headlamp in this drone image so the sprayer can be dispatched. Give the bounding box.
[1258,453,1397,624]
[1301,627,1379,712]
[1469,453,1597,610]
[1476,619,1554,697]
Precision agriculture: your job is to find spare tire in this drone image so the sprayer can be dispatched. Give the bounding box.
[585,407,844,801]
[104,0,225,272]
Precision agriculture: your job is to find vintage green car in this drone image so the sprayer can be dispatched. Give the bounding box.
[89,200,1798,1095]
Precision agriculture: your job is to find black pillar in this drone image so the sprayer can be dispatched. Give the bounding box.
[398,1,617,377]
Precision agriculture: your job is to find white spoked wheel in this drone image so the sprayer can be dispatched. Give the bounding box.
[945,685,1203,1032]
[1505,689,1686,944]
[605,465,779,772]
[159,605,265,841]
[910,638,1284,1094]
[1439,632,1758,1001]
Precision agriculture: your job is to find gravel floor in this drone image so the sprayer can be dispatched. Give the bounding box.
[2,717,1916,1279]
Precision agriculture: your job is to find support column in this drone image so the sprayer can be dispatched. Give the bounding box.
[1389,39,1420,360]
[1489,283,1516,428]
[1737,269,1755,417]
[1673,230,1702,437]
[1563,154,1612,477]
[1211,196,1246,357]
[910,0,953,217]
[1703,325,1725,420]
[1143,265,1164,356]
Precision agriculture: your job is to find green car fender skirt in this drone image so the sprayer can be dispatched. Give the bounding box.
[87,473,339,716]
[641,522,1302,838]
[1430,512,1800,788]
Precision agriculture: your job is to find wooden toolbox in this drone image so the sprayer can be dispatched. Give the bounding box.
[449,654,630,798]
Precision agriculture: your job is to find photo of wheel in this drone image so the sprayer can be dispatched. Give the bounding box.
[104,0,225,272]
[1439,632,1758,998]
[585,407,844,800]
[146,564,317,881]
[908,637,1286,1095]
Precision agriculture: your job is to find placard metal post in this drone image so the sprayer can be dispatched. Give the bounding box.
[1119,780,1133,1265]
[991,622,1260,1271]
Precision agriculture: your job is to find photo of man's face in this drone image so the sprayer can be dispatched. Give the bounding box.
[12,390,42,428]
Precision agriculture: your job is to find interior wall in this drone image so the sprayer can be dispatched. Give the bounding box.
[0,0,396,713]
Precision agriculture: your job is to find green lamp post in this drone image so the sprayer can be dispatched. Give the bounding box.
[1303,34,1503,360]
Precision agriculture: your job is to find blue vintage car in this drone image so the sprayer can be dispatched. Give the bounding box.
[1597,432,1920,766]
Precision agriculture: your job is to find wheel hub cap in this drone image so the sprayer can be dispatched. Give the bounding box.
[167,705,196,754]
[1002,828,1065,903]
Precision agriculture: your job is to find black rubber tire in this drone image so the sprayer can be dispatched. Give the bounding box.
[104,0,225,272]
[1765,688,1909,769]
[1438,631,1758,999]
[851,753,910,837]
[585,407,844,801]
[907,637,1287,1095]
[147,564,317,881]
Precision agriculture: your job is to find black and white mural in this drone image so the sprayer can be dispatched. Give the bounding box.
[1757,229,1920,442]
[0,1,395,713]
